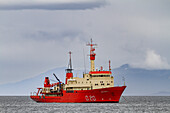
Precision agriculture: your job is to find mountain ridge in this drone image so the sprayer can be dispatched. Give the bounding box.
[0,64,170,96]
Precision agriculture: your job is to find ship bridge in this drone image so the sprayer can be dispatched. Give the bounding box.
[64,39,114,91]
[89,71,112,76]
[89,71,112,77]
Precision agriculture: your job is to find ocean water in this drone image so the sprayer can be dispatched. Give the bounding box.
[0,96,170,113]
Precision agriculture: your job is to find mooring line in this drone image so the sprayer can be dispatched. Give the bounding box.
[122,96,136,111]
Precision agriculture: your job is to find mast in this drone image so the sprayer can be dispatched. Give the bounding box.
[68,51,72,70]
[87,39,97,72]
[109,60,111,71]
[66,51,73,73]
[65,51,73,84]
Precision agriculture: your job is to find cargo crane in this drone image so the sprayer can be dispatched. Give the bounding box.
[53,73,61,92]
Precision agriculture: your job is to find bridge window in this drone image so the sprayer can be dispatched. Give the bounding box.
[92,75,110,77]
[95,83,98,86]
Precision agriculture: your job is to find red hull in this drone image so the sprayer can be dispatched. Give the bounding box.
[30,86,126,103]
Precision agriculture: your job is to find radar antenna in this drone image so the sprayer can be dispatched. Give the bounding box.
[86,39,97,72]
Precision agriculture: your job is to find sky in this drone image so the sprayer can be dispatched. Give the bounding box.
[0,0,170,85]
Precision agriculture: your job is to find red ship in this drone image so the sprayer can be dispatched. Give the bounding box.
[30,39,126,103]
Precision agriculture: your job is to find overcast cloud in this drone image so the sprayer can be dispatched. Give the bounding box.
[0,0,106,10]
[0,0,170,84]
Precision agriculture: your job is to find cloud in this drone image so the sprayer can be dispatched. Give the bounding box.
[24,30,86,42]
[131,50,170,70]
[144,50,170,69]
[0,28,89,84]
[0,0,106,10]
[1,0,170,85]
